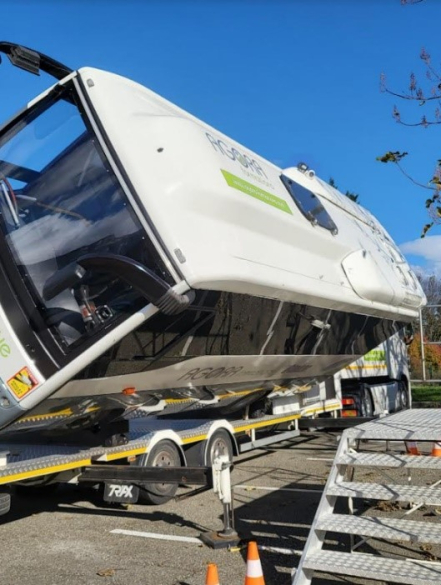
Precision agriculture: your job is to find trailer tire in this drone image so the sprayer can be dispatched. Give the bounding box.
[0,489,11,516]
[360,388,373,418]
[204,429,234,466]
[138,440,181,505]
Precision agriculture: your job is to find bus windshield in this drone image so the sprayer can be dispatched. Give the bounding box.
[0,86,167,349]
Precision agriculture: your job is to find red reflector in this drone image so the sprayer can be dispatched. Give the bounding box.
[122,387,136,395]
[342,398,355,406]
[342,410,358,417]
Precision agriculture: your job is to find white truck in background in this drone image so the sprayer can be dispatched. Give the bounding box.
[301,331,410,419]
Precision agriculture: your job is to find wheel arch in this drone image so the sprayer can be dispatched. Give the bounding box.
[400,373,409,390]
[183,420,238,466]
[205,420,238,457]
[142,430,187,466]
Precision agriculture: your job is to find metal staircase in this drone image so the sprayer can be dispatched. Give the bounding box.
[292,409,441,585]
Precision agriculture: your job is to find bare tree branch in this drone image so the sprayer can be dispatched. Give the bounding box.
[394,160,437,191]
[379,4,441,235]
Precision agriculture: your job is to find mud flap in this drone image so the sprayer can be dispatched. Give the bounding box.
[104,482,139,504]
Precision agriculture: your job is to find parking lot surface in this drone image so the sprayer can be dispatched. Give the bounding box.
[1,430,440,585]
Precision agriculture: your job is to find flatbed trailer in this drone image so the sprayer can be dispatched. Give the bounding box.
[0,396,341,516]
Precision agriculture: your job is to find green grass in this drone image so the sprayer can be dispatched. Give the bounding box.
[411,385,441,403]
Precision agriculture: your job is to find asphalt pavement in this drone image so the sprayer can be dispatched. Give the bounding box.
[0,430,439,585]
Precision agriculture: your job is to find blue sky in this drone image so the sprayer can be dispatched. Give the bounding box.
[1,0,440,274]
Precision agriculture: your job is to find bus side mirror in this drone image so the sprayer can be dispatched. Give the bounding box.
[42,253,194,315]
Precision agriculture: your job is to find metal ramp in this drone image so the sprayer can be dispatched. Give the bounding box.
[292,409,441,585]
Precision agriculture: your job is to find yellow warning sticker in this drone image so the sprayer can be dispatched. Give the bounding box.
[7,367,38,400]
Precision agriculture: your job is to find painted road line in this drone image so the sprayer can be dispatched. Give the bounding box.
[234,484,323,494]
[306,457,334,461]
[111,529,202,544]
[259,545,302,556]
[242,518,311,529]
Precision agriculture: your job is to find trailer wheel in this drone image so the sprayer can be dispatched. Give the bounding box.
[360,389,373,418]
[205,429,233,466]
[138,440,181,505]
[0,488,11,516]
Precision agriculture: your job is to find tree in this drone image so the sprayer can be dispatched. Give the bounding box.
[328,177,360,203]
[409,273,441,378]
[407,332,441,379]
[378,0,441,236]
[418,274,441,341]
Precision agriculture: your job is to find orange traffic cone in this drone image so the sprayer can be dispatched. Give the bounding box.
[405,441,420,455]
[205,563,220,585]
[432,442,441,457]
[244,541,265,585]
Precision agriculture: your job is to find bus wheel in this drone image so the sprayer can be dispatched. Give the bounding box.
[205,429,234,466]
[360,389,373,418]
[138,440,181,505]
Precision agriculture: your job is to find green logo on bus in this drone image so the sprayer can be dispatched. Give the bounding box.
[0,333,11,358]
[365,349,386,362]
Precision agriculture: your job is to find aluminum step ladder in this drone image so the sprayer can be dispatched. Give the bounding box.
[292,409,441,585]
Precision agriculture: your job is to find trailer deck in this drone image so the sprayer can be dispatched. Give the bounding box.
[0,398,341,486]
